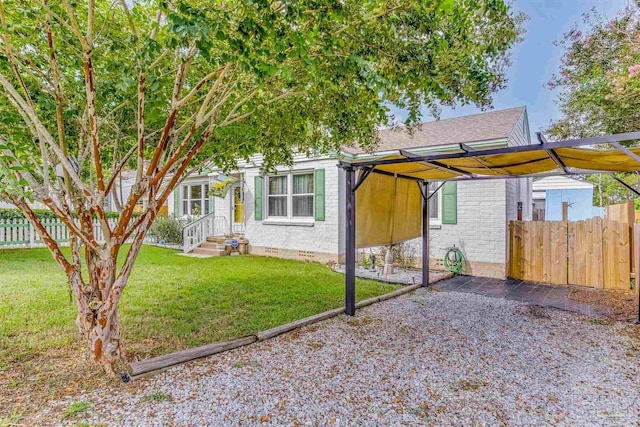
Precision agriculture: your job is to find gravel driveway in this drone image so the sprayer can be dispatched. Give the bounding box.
[40,288,640,426]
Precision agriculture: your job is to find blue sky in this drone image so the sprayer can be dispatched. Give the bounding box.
[391,0,628,135]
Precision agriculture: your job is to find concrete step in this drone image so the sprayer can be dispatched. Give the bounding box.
[200,241,225,250]
[206,236,226,243]
[193,247,226,257]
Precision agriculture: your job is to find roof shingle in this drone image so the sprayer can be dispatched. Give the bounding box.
[344,106,527,155]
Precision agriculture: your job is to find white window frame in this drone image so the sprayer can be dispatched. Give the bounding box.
[428,182,442,225]
[265,170,315,222]
[181,181,211,217]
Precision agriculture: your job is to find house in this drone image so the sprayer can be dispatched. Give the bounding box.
[169,106,533,279]
[105,168,169,216]
[532,176,605,221]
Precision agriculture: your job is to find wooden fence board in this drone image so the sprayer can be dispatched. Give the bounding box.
[550,221,567,285]
[590,217,604,288]
[508,216,628,289]
[533,221,544,282]
[570,221,588,286]
[509,222,522,279]
[603,220,630,291]
[542,222,552,283]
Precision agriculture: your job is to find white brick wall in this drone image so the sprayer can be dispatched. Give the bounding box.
[244,158,341,255]
[426,180,508,264]
[171,169,524,270]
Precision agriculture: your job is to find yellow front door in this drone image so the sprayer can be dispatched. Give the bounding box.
[233,186,245,223]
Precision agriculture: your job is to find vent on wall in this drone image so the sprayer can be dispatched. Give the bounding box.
[298,250,315,260]
[265,247,279,254]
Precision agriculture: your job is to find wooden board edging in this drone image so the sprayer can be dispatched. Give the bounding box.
[255,307,345,341]
[131,336,257,376]
[130,277,449,378]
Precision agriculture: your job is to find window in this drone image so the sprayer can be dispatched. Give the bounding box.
[428,182,441,223]
[292,174,314,217]
[181,183,210,216]
[266,172,314,219]
[268,176,287,217]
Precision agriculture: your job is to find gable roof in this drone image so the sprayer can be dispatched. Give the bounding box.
[343,106,527,155]
[532,176,594,191]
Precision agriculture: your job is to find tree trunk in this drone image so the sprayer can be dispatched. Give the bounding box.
[71,252,124,375]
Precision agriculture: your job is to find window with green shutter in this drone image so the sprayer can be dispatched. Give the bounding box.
[441,181,457,224]
[314,169,325,221]
[254,176,263,221]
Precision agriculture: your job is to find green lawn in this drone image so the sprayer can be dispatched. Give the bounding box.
[0,245,397,370]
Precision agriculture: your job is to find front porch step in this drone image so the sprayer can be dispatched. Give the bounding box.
[206,236,226,244]
[193,247,227,257]
[206,234,245,244]
[199,241,225,250]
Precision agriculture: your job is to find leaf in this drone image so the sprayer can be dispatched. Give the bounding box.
[437,0,455,13]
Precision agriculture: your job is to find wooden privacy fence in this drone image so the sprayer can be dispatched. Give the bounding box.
[508,217,631,290]
[0,218,156,249]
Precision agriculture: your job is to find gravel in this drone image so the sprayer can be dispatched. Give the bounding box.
[333,264,452,285]
[40,289,640,426]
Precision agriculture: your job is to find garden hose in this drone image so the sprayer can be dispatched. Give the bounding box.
[443,245,465,274]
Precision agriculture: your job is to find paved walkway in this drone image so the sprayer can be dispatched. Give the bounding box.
[432,275,623,318]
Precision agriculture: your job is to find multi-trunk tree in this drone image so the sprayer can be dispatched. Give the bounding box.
[0,0,522,374]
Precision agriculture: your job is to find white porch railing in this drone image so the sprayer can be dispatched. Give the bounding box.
[182,214,228,253]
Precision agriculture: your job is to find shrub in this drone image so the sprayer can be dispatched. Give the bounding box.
[0,208,136,220]
[151,216,184,244]
[378,243,417,269]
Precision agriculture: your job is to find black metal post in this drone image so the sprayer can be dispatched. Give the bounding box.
[345,167,356,316]
[422,180,429,287]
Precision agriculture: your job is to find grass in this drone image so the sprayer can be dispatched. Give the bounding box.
[63,400,91,418]
[0,412,21,427]
[142,391,172,402]
[0,245,397,419]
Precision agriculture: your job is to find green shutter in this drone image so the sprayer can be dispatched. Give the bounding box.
[173,189,179,217]
[314,169,325,221]
[254,176,263,221]
[441,181,457,224]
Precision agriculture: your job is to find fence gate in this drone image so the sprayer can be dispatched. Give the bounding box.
[509,218,631,290]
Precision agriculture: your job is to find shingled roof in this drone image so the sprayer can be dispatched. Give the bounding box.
[343,106,527,155]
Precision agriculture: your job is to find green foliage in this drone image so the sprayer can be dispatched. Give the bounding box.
[0,208,60,220]
[0,208,122,220]
[547,5,640,138]
[0,412,22,427]
[143,391,172,402]
[63,401,91,418]
[0,0,523,192]
[586,173,640,207]
[150,216,184,244]
[548,5,640,204]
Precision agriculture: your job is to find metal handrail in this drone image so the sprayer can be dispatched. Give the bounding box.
[182,213,228,253]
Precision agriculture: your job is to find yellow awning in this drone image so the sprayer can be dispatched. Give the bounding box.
[351,141,640,248]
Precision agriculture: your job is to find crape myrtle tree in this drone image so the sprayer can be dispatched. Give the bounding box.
[547,4,640,205]
[0,0,521,374]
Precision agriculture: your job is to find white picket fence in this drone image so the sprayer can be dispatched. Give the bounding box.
[0,217,155,249]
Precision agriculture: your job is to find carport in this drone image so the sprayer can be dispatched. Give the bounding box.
[338,131,640,323]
